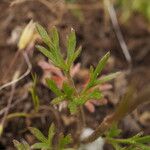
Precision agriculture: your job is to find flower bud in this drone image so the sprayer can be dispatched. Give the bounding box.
[18,20,35,50]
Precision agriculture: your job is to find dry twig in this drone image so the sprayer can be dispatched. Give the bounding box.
[0,52,32,91]
[104,0,132,66]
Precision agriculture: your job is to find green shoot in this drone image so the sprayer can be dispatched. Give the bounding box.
[106,125,150,150]
[36,24,119,113]
[29,124,72,150]
[12,24,150,150]
[30,74,39,112]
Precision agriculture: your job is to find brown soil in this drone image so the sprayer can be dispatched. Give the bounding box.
[0,0,150,149]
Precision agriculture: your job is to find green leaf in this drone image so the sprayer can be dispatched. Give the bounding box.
[86,52,110,89]
[30,74,39,112]
[36,24,52,48]
[36,25,66,70]
[71,89,102,108]
[135,143,150,150]
[72,97,85,105]
[58,134,72,149]
[51,94,66,104]
[135,135,150,144]
[66,28,77,68]
[87,89,103,100]
[30,88,39,112]
[72,46,82,63]
[50,27,66,68]
[68,102,77,114]
[13,140,23,150]
[31,143,50,149]
[46,79,63,96]
[96,72,121,85]
[67,29,76,60]
[106,124,122,138]
[89,65,94,81]
[13,140,30,150]
[93,52,110,80]
[50,26,59,50]
[48,124,55,146]
[111,142,123,150]
[62,82,74,97]
[36,45,56,64]
[29,127,48,143]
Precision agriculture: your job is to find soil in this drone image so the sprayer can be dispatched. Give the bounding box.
[0,0,150,149]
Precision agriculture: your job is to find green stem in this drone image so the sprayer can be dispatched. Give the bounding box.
[107,138,136,145]
[65,71,86,129]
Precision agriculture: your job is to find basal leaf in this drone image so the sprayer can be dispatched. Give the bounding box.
[13,140,30,150]
[106,124,122,138]
[29,127,48,143]
[31,143,50,149]
[48,124,55,147]
[58,134,72,149]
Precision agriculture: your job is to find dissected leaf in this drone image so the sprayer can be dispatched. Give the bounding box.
[62,82,74,97]
[36,45,58,66]
[134,135,150,144]
[72,46,82,63]
[36,24,52,48]
[87,52,110,89]
[50,27,66,70]
[106,124,122,138]
[13,140,30,150]
[87,89,103,100]
[93,52,110,80]
[29,127,48,143]
[67,28,76,67]
[96,72,121,85]
[58,134,72,150]
[68,102,78,114]
[50,26,59,50]
[36,25,66,71]
[46,79,63,96]
[31,143,50,149]
[51,94,66,104]
[48,123,55,146]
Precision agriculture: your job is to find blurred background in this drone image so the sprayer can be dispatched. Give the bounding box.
[0,0,150,149]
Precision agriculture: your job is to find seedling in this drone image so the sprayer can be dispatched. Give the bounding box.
[13,24,150,150]
[14,124,73,150]
[36,24,119,114]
